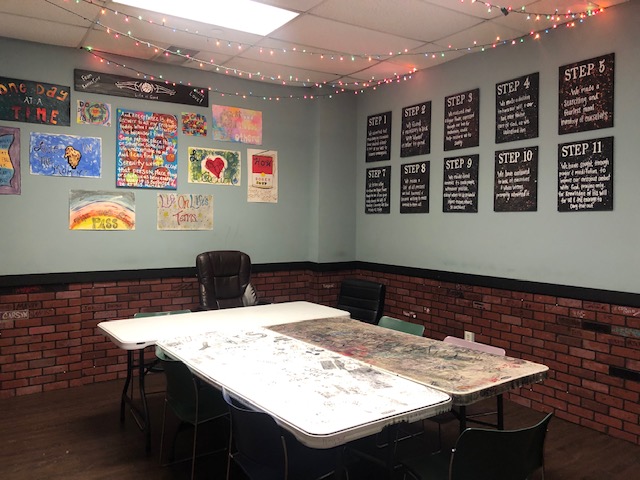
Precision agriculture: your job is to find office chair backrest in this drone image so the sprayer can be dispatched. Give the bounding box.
[378,315,425,336]
[443,336,506,356]
[337,278,386,324]
[222,389,287,479]
[449,413,553,480]
[196,250,253,310]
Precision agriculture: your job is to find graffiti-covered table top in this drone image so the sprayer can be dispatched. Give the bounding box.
[268,317,548,406]
[157,327,450,449]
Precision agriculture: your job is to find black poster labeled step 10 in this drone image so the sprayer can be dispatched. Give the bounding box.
[494,146,538,212]
[366,111,392,162]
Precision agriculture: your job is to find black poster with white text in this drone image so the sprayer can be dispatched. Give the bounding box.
[401,102,431,157]
[366,111,392,162]
[444,89,479,151]
[443,155,479,213]
[496,73,539,143]
[365,166,391,213]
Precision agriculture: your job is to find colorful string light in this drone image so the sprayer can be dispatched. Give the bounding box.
[49,0,606,101]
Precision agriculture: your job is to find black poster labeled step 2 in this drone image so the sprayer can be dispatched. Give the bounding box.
[558,136,613,212]
[366,111,392,162]
[400,161,429,214]
[443,154,479,213]
[401,102,431,157]
[494,146,538,212]
[365,166,391,214]
[495,73,539,143]
[444,89,479,151]
[558,53,614,135]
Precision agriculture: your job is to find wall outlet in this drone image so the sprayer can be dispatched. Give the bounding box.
[464,331,475,342]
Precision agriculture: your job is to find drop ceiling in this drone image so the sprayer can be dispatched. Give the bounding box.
[0,0,627,91]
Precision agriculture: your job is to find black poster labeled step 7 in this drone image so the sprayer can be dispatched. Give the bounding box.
[365,166,391,214]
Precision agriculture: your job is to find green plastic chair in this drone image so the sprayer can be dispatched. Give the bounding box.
[378,315,425,336]
[401,413,553,480]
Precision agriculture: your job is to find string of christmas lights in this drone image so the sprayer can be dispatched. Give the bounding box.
[51,0,607,101]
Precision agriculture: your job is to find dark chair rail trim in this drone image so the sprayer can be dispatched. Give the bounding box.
[1,262,639,308]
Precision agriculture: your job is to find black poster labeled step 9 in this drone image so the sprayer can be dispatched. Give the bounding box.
[401,102,431,157]
[365,166,391,214]
[558,136,613,212]
[443,155,479,213]
[558,53,614,135]
[400,161,430,214]
[494,146,538,212]
[366,111,392,162]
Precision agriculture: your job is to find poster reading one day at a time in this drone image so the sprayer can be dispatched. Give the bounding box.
[0,76,70,126]
[116,109,178,189]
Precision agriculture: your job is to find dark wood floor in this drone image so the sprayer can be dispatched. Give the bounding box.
[1,376,638,480]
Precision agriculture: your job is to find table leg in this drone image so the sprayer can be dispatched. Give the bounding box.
[458,405,467,433]
[497,394,504,430]
[138,349,151,453]
[120,350,134,423]
[119,349,152,454]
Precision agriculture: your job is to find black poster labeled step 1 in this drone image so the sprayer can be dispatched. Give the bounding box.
[365,166,391,214]
[558,53,614,135]
[494,146,538,212]
[366,111,392,162]
[443,154,479,213]
[558,136,613,212]
[401,101,431,157]
[400,161,429,214]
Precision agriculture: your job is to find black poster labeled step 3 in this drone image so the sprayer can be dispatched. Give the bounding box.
[444,89,479,151]
[558,136,613,212]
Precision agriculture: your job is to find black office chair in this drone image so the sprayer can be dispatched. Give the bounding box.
[223,389,347,480]
[337,278,385,324]
[196,250,259,310]
[401,413,553,480]
[159,354,229,480]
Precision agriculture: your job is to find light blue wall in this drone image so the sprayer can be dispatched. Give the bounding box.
[354,2,640,294]
[0,37,356,275]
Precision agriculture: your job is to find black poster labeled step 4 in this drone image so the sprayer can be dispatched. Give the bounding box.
[495,73,539,144]
[400,161,429,214]
[494,146,538,212]
[401,102,431,157]
[443,155,479,213]
[557,137,613,212]
[365,166,391,214]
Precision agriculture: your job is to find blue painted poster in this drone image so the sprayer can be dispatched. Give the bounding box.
[30,132,102,178]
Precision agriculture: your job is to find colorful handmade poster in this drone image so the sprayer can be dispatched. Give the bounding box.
[69,190,135,230]
[188,147,241,186]
[0,76,70,126]
[211,105,262,145]
[157,193,213,230]
[0,126,21,195]
[77,100,111,126]
[181,112,207,136]
[116,109,178,189]
[30,132,102,178]
[247,149,278,203]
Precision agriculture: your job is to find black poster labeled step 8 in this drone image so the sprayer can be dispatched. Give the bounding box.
[558,136,613,212]
[400,161,430,214]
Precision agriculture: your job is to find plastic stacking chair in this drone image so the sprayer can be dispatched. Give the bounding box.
[159,354,229,480]
[223,389,347,480]
[378,315,425,336]
[337,278,386,324]
[401,413,553,480]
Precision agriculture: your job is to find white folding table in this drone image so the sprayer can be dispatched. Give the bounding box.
[97,301,350,452]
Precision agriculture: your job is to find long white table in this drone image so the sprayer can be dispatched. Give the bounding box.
[97,301,351,452]
[157,327,451,449]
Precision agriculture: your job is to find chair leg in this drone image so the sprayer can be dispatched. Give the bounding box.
[159,399,168,465]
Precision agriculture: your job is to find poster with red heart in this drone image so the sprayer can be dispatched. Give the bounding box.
[187,147,241,185]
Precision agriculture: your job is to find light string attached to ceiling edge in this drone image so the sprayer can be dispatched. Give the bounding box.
[61,0,607,100]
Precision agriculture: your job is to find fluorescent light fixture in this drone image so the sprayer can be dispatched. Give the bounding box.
[113,0,298,36]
